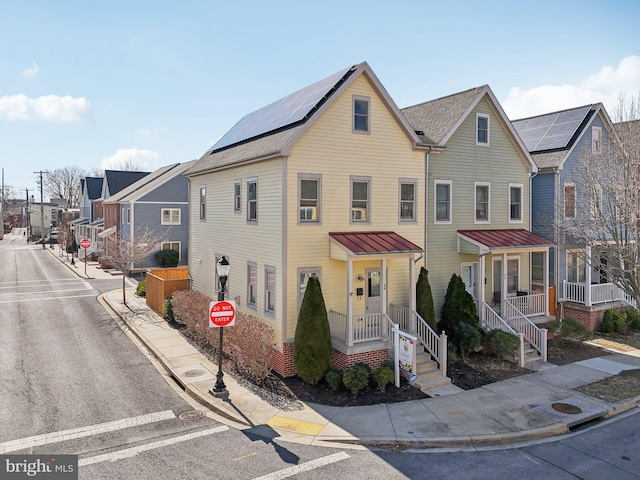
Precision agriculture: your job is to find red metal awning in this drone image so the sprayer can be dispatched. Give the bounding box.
[457,229,553,249]
[329,231,423,255]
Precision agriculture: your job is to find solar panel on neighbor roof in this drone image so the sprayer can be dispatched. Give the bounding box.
[209,66,353,152]
[513,105,591,152]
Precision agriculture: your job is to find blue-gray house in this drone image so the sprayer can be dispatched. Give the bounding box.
[512,103,623,327]
[101,161,194,269]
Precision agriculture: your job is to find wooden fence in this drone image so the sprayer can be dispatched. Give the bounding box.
[145,267,190,316]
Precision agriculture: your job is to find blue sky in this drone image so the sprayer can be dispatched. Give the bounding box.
[1,0,639,199]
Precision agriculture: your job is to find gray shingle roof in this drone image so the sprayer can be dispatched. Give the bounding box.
[401,86,487,145]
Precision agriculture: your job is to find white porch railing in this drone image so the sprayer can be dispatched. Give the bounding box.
[388,304,447,377]
[562,281,637,307]
[502,299,548,363]
[328,310,386,345]
[482,302,526,367]
[507,292,546,317]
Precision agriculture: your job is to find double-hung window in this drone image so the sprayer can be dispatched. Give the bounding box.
[162,241,180,260]
[161,208,181,225]
[234,180,241,212]
[399,179,417,222]
[353,95,370,133]
[567,251,586,283]
[299,174,321,223]
[564,183,576,218]
[298,268,320,312]
[247,262,257,308]
[265,266,276,314]
[509,184,523,222]
[199,186,206,220]
[351,176,370,223]
[592,126,602,153]
[475,182,490,223]
[247,178,257,222]
[435,180,452,223]
[477,114,490,145]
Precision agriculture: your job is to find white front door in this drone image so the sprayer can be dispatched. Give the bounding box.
[365,268,382,315]
[461,262,478,301]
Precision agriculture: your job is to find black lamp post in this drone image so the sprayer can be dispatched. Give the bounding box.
[211,256,230,395]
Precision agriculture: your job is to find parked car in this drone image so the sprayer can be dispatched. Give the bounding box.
[44,232,59,244]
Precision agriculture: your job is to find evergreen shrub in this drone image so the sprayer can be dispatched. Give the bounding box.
[342,364,370,395]
[136,279,146,297]
[560,318,590,340]
[372,365,394,392]
[325,368,343,392]
[155,249,179,268]
[483,330,519,358]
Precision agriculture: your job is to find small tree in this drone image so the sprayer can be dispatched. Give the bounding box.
[100,226,169,305]
[439,273,480,357]
[293,276,332,384]
[416,267,436,330]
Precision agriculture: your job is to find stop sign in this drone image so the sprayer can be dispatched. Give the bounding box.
[209,300,236,327]
[80,238,91,249]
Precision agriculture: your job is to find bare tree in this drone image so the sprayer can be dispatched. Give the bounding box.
[43,166,88,207]
[100,226,169,306]
[564,93,640,304]
[91,159,145,178]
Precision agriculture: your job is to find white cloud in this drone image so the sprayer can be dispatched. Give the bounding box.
[503,55,640,119]
[21,62,40,80]
[0,93,93,124]
[99,148,161,171]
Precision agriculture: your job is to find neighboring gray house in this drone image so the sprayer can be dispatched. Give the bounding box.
[102,161,194,269]
[512,103,620,324]
[73,176,103,248]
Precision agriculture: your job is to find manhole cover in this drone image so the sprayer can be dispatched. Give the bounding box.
[179,410,206,421]
[551,402,583,414]
[183,369,207,378]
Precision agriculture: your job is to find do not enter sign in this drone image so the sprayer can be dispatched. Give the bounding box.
[80,238,91,249]
[209,300,236,328]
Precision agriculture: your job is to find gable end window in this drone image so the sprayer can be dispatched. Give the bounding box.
[351,176,371,223]
[434,180,452,223]
[161,208,181,225]
[299,174,321,223]
[199,186,206,220]
[247,179,257,222]
[477,114,490,145]
[353,96,370,133]
[399,179,417,222]
[475,182,490,223]
[564,183,576,218]
[592,126,602,153]
[509,184,523,222]
[234,180,241,212]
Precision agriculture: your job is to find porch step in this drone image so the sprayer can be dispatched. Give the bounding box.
[523,343,544,366]
[413,350,451,393]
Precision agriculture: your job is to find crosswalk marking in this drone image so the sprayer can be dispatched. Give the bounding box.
[79,426,229,466]
[0,410,176,454]
[252,452,350,480]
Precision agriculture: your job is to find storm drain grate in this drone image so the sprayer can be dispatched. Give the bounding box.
[179,410,206,421]
[551,402,583,414]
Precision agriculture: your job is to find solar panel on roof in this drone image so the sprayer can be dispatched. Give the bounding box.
[514,105,591,152]
[209,66,354,152]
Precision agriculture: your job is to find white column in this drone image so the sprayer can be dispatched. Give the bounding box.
[479,254,486,326]
[347,257,353,346]
[585,245,592,306]
[502,252,508,305]
[409,256,416,333]
[382,257,387,316]
[544,249,550,315]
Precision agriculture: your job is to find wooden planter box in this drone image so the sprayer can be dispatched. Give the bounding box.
[145,267,190,316]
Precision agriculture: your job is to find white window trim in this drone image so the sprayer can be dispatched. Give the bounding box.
[247,261,257,310]
[476,113,490,146]
[566,250,586,283]
[434,180,452,224]
[161,208,181,225]
[199,185,206,221]
[399,178,418,223]
[298,173,322,224]
[350,176,371,224]
[564,182,576,219]
[247,177,257,223]
[265,265,276,315]
[592,126,603,153]
[121,207,129,225]
[297,267,321,313]
[509,183,523,224]
[234,180,241,213]
[352,95,370,134]
[474,181,491,224]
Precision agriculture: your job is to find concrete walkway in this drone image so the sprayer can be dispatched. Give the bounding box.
[51,248,640,449]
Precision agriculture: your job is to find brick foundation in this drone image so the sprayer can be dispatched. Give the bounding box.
[270,343,390,377]
[558,301,627,333]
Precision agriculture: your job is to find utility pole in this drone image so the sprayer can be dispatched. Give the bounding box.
[25,188,29,241]
[35,170,48,249]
